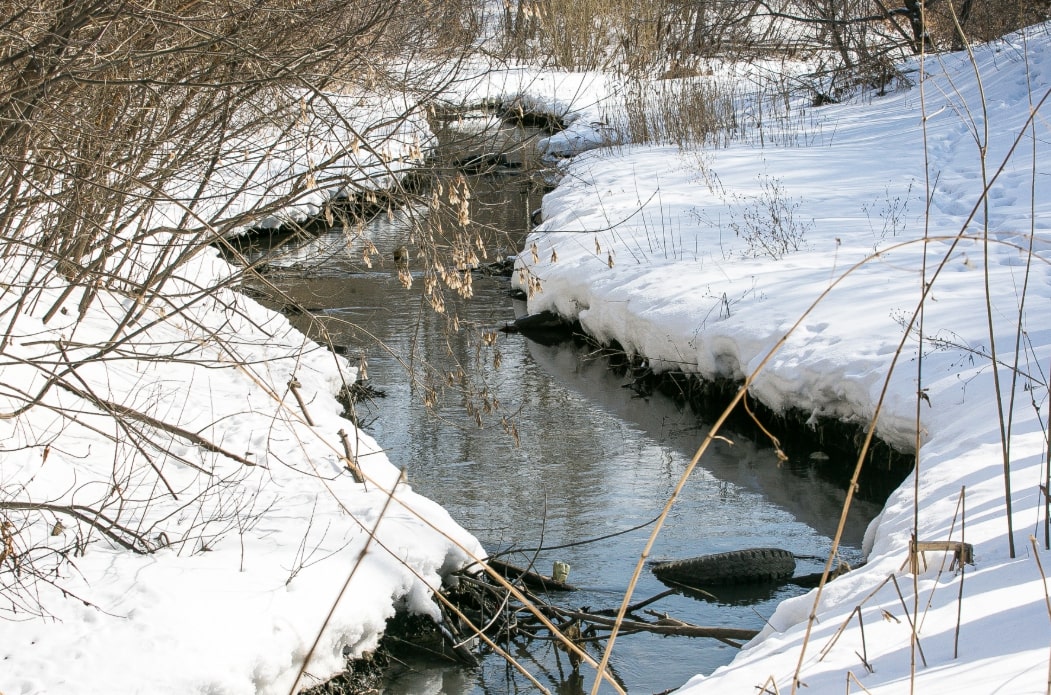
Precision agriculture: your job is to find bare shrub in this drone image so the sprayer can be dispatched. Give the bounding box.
[495,0,771,73]
[925,0,1051,47]
[619,75,739,147]
[728,174,811,259]
[0,0,473,618]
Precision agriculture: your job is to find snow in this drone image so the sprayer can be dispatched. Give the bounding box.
[207,90,431,236]
[507,24,1051,695]
[5,15,1051,695]
[0,113,482,694]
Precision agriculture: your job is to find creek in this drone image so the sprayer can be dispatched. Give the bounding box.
[232,113,887,694]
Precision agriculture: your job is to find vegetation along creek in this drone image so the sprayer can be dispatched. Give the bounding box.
[8,3,1051,694]
[227,111,910,694]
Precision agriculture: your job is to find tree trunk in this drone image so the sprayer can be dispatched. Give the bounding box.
[903,0,930,52]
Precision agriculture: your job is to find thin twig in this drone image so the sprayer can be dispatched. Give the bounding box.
[954,486,967,659]
[890,573,927,668]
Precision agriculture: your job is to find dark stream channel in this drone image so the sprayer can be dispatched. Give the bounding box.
[233,114,884,695]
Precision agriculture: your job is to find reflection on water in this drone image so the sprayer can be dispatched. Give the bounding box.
[236,119,881,694]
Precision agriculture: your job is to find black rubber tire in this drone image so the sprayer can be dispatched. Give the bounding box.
[651,548,796,587]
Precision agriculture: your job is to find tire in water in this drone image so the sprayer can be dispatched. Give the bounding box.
[651,547,796,587]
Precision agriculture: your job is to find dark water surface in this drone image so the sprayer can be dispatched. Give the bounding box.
[240,118,881,694]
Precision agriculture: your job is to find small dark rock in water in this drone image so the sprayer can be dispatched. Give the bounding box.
[476,257,515,276]
[501,311,578,345]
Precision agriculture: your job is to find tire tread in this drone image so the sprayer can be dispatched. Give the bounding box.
[652,547,796,586]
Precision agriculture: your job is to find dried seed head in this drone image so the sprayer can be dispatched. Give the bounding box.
[398,267,413,289]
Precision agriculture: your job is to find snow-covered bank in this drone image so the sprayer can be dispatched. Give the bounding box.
[0,98,483,695]
[438,66,620,160]
[0,246,486,694]
[214,91,431,236]
[512,26,1051,694]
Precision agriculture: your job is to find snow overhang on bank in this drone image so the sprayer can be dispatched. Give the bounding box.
[211,90,434,237]
[0,89,484,693]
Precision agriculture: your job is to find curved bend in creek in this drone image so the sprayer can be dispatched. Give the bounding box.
[231,116,885,694]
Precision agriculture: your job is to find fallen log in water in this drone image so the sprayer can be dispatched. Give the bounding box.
[543,605,760,648]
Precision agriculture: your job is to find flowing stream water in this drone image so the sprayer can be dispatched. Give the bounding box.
[235,115,885,694]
